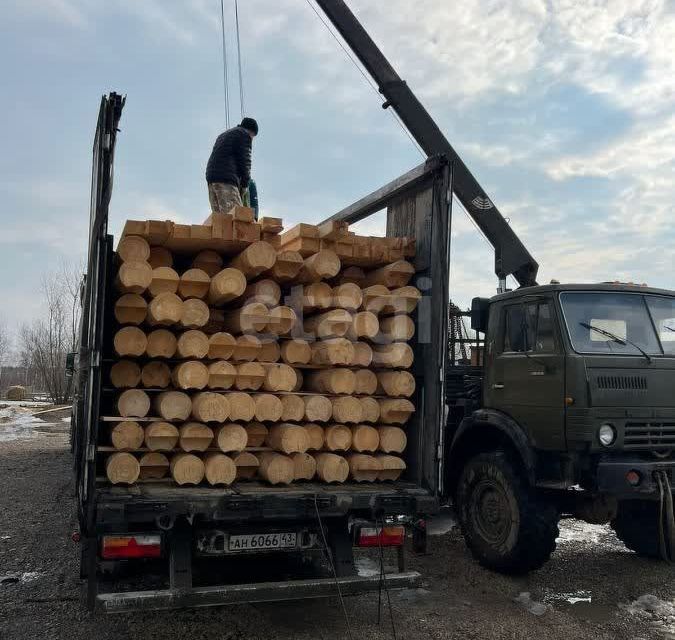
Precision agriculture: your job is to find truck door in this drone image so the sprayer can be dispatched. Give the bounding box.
[490,299,566,450]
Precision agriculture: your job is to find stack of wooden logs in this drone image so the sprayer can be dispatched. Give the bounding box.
[104,210,418,487]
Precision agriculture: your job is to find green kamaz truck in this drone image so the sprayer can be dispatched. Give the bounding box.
[444,283,675,572]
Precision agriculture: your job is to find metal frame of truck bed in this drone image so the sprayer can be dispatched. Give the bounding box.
[71,92,448,611]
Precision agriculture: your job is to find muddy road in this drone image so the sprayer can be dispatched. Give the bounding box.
[0,412,673,639]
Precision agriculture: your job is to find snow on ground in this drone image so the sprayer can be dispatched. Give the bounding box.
[0,401,51,409]
[0,571,44,586]
[0,403,71,442]
[355,556,380,577]
[0,406,44,443]
[514,591,553,616]
[355,556,397,577]
[621,594,675,636]
[556,518,623,550]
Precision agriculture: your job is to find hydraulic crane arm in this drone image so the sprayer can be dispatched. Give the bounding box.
[314,0,539,287]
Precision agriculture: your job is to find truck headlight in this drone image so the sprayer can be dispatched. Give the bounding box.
[598,423,616,447]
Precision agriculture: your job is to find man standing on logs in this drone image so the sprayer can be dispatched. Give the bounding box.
[206,117,259,214]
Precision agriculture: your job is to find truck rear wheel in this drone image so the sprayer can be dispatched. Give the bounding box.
[456,451,559,574]
[610,500,660,558]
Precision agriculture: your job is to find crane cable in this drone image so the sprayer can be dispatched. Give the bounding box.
[303,0,425,159]
[234,0,245,119]
[219,0,230,127]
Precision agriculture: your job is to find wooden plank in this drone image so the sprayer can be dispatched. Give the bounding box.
[261,232,281,248]
[369,237,389,264]
[385,237,405,261]
[122,220,147,237]
[173,224,191,239]
[207,213,233,240]
[232,206,255,222]
[259,217,283,234]
[30,405,71,416]
[232,220,260,243]
[317,220,349,240]
[279,236,320,257]
[280,223,319,243]
[320,238,353,258]
[147,220,173,245]
[190,225,212,240]
[119,216,268,256]
[350,236,371,264]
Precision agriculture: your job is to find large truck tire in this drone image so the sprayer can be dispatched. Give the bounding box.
[455,451,559,574]
[610,500,660,558]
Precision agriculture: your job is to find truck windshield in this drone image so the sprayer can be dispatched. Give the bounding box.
[560,292,675,356]
[645,295,675,355]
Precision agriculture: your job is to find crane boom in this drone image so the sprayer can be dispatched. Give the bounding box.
[313,0,539,287]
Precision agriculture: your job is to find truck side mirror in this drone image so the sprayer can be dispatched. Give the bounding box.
[65,352,77,377]
[471,297,490,334]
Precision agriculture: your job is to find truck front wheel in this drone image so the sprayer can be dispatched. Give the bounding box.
[610,500,660,558]
[456,451,559,574]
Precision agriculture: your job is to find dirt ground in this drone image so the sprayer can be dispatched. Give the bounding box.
[0,411,674,640]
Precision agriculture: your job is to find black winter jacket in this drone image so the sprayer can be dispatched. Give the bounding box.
[205,126,252,187]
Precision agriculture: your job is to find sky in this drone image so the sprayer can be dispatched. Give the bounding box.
[1,0,674,338]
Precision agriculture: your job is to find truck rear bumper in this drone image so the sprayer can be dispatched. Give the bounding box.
[596,459,675,497]
[96,571,421,613]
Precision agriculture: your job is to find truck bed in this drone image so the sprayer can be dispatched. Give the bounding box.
[95,479,435,526]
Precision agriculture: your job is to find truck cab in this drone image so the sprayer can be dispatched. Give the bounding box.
[447,282,675,572]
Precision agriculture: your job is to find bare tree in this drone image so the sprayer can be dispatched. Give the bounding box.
[0,319,12,389]
[19,262,84,404]
[17,323,39,390]
[58,260,83,354]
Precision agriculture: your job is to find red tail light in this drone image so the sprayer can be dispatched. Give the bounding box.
[626,470,642,486]
[356,526,405,547]
[101,534,162,560]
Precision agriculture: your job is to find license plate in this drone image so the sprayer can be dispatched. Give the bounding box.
[228,532,297,552]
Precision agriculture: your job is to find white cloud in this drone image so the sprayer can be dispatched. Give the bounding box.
[0,179,88,251]
[136,196,189,222]
[19,0,88,28]
[351,0,548,103]
[241,0,549,112]
[544,0,675,117]
[546,115,675,237]
[462,130,565,168]
[0,215,88,255]
[50,0,87,27]
[116,0,196,45]
[548,116,675,180]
